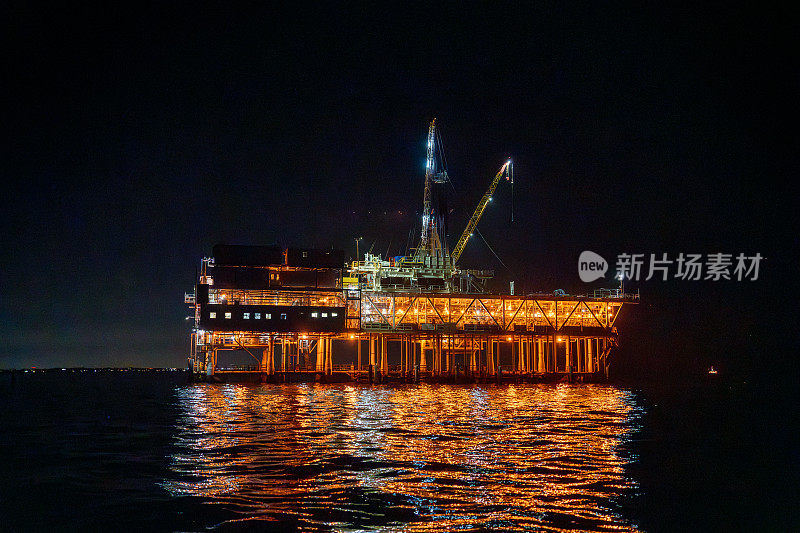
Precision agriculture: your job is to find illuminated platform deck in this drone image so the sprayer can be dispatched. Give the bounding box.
[187,283,638,383]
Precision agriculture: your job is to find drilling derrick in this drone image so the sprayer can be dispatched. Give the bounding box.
[349,118,511,294]
[416,119,449,267]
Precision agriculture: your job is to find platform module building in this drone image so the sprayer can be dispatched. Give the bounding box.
[195,244,346,334]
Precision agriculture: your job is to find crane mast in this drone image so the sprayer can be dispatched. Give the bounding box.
[451,160,512,265]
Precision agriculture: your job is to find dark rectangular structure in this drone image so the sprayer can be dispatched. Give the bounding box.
[285,248,344,269]
[208,265,270,289]
[212,244,283,266]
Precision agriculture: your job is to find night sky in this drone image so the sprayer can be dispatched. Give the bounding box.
[2,4,795,376]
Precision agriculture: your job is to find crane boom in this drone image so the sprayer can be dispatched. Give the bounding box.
[451,160,512,265]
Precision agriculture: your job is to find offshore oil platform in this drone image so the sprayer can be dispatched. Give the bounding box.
[185,120,638,383]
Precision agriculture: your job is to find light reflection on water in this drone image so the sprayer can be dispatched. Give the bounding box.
[164,383,642,531]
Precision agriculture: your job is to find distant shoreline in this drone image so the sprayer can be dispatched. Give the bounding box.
[0,367,185,372]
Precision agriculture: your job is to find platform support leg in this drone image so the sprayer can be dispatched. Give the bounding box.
[381,336,388,377]
[487,337,495,376]
[207,349,216,377]
[316,336,325,373]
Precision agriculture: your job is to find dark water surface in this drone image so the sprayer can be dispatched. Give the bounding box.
[0,371,796,531]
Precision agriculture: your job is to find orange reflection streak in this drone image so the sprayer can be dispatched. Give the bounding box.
[164,383,641,532]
